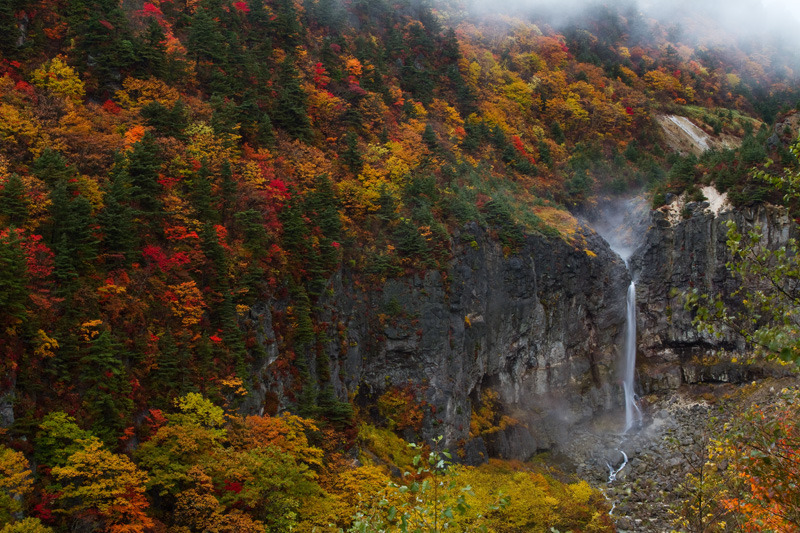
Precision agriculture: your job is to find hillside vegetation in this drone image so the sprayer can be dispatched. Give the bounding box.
[0,0,799,530]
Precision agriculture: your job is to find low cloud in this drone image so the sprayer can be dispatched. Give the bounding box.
[462,0,800,50]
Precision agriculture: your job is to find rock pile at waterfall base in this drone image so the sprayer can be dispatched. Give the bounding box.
[547,376,798,532]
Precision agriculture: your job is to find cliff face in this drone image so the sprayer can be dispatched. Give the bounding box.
[252,223,631,460]
[630,201,794,392]
[247,199,794,460]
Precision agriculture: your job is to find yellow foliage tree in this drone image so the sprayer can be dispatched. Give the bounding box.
[167,280,206,328]
[0,517,54,532]
[30,57,85,101]
[51,438,153,533]
[114,77,181,110]
[0,446,34,523]
[243,414,324,471]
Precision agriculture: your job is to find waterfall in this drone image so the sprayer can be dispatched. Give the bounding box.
[623,281,641,433]
[584,195,648,433]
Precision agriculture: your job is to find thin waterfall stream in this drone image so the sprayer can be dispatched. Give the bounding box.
[606,279,641,486]
[604,280,641,487]
[623,281,642,433]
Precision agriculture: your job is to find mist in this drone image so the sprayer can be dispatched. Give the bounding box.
[582,196,650,266]
[461,0,800,54]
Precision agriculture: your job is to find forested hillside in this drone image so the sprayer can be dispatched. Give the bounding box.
[0,0,799,530]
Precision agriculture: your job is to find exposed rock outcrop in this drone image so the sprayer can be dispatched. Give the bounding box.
[254,223,631,459]
[630,199,795,393]
[655,114,742,156]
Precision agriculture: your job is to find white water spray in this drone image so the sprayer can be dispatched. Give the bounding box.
[606,449,629,483]
[623,281,642,433]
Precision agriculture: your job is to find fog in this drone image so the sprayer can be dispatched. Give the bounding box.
[582,196,650,266]
[463,0,800,50]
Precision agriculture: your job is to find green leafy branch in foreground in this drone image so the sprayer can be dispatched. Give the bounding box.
[683,221,800,363]
[683,139,800,365]
[345,436,508,532]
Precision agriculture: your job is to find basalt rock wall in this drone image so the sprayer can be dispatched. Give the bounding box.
[251,222,630,461]
[630,202,794,393]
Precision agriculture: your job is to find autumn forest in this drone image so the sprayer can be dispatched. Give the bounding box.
[0,0,799,530]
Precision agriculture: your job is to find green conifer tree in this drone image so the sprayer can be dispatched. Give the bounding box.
[423,123,438,150]
[0,174,29,227]
[191,161,217,223]
[126,133,162,217]
[32,149,75,186]
[342,132,363,173]
[187,7,226,64]
[0,230,28,323]
[79,330,132,445]
[272,0,304,48]
[141,100,188,139]
[0,0,25,58]
[99,160,135,262]
[135,19,167,78]
[48,182,98,275]
[272,58,312,142]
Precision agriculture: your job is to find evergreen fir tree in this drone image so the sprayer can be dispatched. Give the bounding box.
[0,174,29,227]
[0,230,28,322]
[234,209,269,252]
[79,330,132,445]
[65,0,136,89]
[191,161,217,223]
[219,292,247,373]
[99,161,135,262]
[135,19,167,79]
[341,132,363,173]
[272,58,313,142]
[422,123,438,150]
[272,0,304,48]
[550,121,566,144]
[280,193,310,257]
[152,330,191,402]
[127,133,162,216]
[32,149,75,186]
[52,234,79,294]
[317,383,353,428]
[306,175,341,273]
[257,113,276,147]
[187,7,226,64]
[0,0,25,58]
[141,100,188,139]
[308,0,345,32]
[219,160,237,222]
[67,194,99,271]
[48,179,98,273]
[210,95,240,136]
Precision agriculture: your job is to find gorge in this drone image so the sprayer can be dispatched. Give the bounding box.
[251,185,794,460]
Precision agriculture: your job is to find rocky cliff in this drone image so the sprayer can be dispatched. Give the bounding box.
[247,195,795,462]
[630,199,794,392]
[251,222,631,461]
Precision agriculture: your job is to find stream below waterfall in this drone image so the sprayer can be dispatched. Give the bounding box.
[549,376,797,532]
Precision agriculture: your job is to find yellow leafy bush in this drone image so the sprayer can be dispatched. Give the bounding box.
[0,445,34,521]
[470,389,518,438]
[30,57,85,101]
[115,77,181,109]
[357,424,417,469]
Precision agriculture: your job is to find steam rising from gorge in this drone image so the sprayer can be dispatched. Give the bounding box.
[586,196,649,267]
